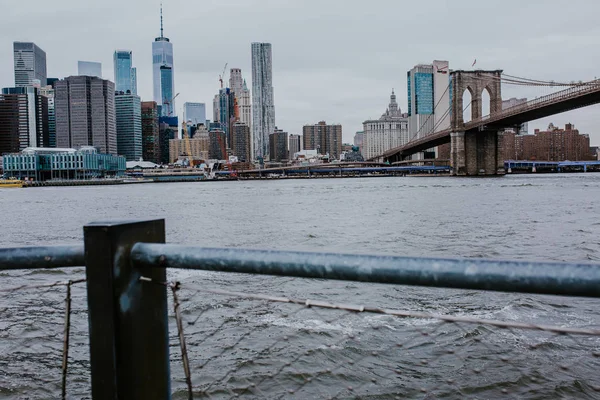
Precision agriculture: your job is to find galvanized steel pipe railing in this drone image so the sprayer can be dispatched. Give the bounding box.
[0,245,85,270]
[130,243,600,298]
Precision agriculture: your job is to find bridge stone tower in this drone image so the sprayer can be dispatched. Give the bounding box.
[450,70,505,176]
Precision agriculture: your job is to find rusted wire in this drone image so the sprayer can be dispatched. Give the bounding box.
[0,278,86,294]
[171,282,193,400]
[61,280,74,400]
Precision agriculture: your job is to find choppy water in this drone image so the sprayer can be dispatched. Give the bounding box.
[1,174,600,399]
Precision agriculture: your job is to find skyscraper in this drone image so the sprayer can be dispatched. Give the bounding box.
[141,101,160,163]
[113,50,137,94]
[251,43,275,161]
[39,85,56,147]
[407,60,450,158]
[115,92,142,161]
[13,42,47,87]
[78,61,102,78]
[153,5,175,117]
[229,68,252,130]
[183,102,206,125]
[217,88,236,147]
[0,87,49,153]
[54,76,117,154]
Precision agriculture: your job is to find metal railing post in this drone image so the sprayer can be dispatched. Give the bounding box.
[83,219,170,399]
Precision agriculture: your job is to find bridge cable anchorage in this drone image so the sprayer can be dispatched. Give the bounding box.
[139,277,193,400]
[61,280,75,400]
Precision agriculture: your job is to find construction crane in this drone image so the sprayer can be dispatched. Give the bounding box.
[218,63,228,89]
[163,92,180,116]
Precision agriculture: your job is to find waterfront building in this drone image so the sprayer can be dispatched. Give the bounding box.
[231,122,251,162]
[289,134,301,158]
[54,76,117,154]
[14,42,47,87]
[229,68,252,131]
[269,128,288,162]
[362,91,409,160]
[407,60,450,158]
[169,125,209,164]
[141,101,160,164]
[251,42,275,161]
[2,147,125,181]
[115,92,142,161]
[209,129,227,160]
[500,123,592,161]
[302,121,342,160]
[114,50,137,94]
[184,102,206,125]
[152,5,175,116]
[0,87,49,154]
[78,61,102,78]
[159,116,178,164]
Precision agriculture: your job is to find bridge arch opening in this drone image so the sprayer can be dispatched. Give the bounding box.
[462,88,474,123]
[482,87,491,119]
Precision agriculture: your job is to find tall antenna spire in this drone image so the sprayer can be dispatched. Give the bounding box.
[160,3,164,38]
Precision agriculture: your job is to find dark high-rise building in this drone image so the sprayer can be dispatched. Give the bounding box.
[13,42,47,87]
[115,92,142,161]
[159,116,178,164]
[302,121,342,160]
[55,76,117,154]
[231,122,251,162]
[215,88,236,147]
[39,85,56,147]
[269,128,288,162]
[0,87,49,154]
[141,101,160,163]
[209,129,227,160]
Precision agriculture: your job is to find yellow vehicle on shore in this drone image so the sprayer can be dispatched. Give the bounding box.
[0,178,24,188]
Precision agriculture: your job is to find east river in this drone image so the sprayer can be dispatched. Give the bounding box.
[1,174,599,399]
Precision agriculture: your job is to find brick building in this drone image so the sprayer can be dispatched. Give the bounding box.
[302,121,342,160]
[500,123,592,161]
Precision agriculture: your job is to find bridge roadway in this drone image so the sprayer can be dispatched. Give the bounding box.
[379,80,600,163]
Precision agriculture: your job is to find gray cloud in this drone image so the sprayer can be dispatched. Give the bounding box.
[2,0,599,144]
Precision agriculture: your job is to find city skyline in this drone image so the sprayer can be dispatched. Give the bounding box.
[1,0,600,144]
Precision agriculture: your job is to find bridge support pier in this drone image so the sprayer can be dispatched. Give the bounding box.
[451,130,505,176]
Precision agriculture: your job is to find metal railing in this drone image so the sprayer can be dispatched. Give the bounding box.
[1,218,600,399]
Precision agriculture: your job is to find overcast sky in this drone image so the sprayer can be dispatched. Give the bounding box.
[2,0,600,144]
